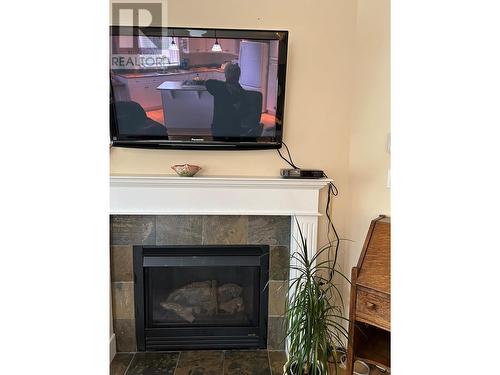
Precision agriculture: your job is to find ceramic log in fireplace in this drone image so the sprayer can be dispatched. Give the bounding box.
[133,245,269,351]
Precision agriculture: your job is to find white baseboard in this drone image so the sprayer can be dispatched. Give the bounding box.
[110,333,117,363]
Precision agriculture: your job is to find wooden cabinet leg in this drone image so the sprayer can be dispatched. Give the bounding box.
[346,267,358,375]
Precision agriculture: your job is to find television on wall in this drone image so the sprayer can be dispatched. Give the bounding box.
[110,26,288,149]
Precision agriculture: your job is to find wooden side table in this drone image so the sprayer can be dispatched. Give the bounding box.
[346,215,390,374]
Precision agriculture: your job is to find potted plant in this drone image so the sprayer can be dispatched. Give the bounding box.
[283,219,349,375]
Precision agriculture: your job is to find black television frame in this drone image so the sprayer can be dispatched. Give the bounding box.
[110,26,288,150]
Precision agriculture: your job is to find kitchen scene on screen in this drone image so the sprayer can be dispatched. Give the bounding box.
[111,35,280,140]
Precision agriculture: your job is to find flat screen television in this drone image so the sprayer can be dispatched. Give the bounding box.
[110,26,288,149]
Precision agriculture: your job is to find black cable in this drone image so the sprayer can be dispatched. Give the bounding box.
[277,148,296,169]
[323,172,340,284]
[282,142,298,169]
[277,141,298,169]
[276,142,341,284]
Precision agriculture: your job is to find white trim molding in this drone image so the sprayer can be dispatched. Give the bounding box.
[109,333,116,363]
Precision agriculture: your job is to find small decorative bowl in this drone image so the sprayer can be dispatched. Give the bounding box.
[171,164,201,177]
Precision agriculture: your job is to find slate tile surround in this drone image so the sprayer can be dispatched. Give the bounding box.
[267,317,286,350]
[113,318,137,352]
[111,282,134,319]
[155,216,202,245]
[110,215,290,248]
[111,216,156,246]
[268,281,288,316]
[110,215,291,352]
[111,245,134,281]
[202,215,249,244]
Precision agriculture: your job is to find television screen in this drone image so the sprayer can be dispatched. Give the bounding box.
[110,27,288,149]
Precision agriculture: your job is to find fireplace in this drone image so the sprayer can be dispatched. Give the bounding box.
[133,244,269,351]
[111,177,329,357]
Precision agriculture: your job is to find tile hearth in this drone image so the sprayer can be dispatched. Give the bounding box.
[110,350,287,375]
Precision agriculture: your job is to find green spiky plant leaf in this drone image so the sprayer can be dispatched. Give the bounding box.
[283,218,350,375]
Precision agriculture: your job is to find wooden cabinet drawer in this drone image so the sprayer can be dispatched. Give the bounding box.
[356,289,390,331]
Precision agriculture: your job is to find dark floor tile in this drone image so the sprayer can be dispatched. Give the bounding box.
[126,352,179,375]
[248,216,290,247]
[113,319,136,352]
[175,350,223,375]
[269,246,290,281]
[268,351,287,375]
[110,353,134,375]
[111,245,134,282]
[202,216,248,244]
[111,215,156,245]
[156,216,202,245]
[223,350,271,375]
[268,317,286,350]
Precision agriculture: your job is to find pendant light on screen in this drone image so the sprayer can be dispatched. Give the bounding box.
[212,30,222,52]
[169,29,179,51]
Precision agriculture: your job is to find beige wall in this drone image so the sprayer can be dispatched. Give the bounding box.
[346,0,391,276]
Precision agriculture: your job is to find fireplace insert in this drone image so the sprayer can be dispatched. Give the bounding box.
[133,245,269,350]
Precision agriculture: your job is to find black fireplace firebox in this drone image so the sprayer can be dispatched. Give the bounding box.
[133,245,270,351]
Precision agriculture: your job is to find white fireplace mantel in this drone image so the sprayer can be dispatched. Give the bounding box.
[110,175,332,217]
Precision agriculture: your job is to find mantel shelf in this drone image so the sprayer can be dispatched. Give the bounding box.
[110,174,331,216]
[110,175,333,190]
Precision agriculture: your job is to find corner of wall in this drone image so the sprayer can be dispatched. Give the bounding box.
[346,0,391,273]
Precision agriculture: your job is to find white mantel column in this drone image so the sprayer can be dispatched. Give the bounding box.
[289,215,319,284]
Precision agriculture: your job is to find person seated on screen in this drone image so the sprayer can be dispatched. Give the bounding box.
[205,63,246,138]
[113,101,168,137]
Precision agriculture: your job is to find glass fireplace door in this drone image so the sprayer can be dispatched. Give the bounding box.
[147,265,260,327]
[134,245,269,350]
